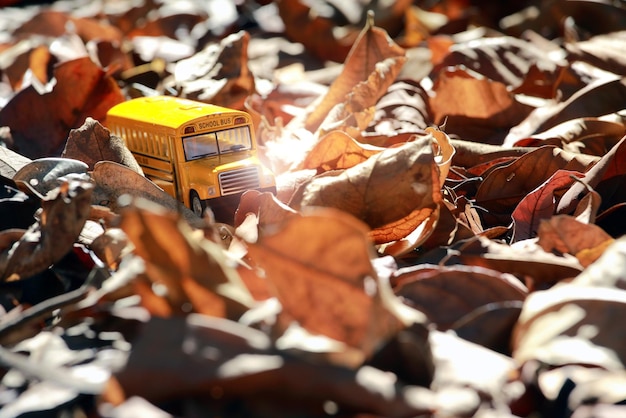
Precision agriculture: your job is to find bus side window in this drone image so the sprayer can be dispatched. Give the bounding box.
[160,135,169,157]
[136,130,143,153]
[135,130,139,151]
[148,133,155,157]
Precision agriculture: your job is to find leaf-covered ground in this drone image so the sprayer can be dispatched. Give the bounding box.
[1,0,626,417]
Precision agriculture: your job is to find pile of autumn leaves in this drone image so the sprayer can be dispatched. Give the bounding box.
[2,2,626,417]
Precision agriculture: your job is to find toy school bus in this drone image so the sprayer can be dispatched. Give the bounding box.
[105,96,276,220]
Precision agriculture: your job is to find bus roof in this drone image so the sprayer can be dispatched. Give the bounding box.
[106,96,242,130]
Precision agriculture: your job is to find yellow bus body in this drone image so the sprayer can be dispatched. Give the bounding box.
[105,96,276,219]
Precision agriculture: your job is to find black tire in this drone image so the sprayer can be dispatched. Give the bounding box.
[190,191,206,217]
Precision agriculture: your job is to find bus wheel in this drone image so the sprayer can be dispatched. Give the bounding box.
[190,191,205,217]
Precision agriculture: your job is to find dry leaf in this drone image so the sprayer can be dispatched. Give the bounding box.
[298,15,406,134]
[434,35,563,94]
[277,0,358,63]
[12,157,89,199]
[290,137,439,230]
[318,55,407,137]
[475,146,597,227]
[506,78,626,143]
[90,161,203,229]
[445,236,583,291]
[557,135,626,215]
[297,130,383,172]
[371,203,440,256]
[513,284,626,370]
[119,197,254,319]
[394,264,527,330]
[511,170,584,242]
[537,215,614,267]
[246,208,422,364]
[429,69,533,143]
[112,314,435,416]
[62,118,142,174]
[0,57,124,159]
[512,117,626,157]
[363,79,431,138]
[0,180,93,281]
[570,236,626,290]
[171,31,255,110]
[233,189,299,232]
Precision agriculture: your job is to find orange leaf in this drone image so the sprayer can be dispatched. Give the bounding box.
[246,208,421,363]
[372,204,440,256]
[299,15,405,134]
[234,190,299,231]
[297,131,383,172]
[537,215,614,267]
[290,137,440,230]
[0,57,124,159]
[429,70,532,142]
[425,126,455,187]
[119,198,254,319]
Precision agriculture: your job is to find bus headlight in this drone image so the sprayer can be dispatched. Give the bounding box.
[207,186,216,196]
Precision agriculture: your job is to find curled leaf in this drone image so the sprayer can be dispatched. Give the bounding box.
[62,118,142,174]
[0,180,93,281]
[13,157,89,199]
[290,137,439,230]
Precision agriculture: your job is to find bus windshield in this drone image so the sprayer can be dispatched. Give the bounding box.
[183,126,252,161]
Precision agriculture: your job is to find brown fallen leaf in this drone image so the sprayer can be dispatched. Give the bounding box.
[12,157,89,199]
[171,31,255,110]
[90,161,203,229]
[118,197,254,319]
[246,207,424,364]
[433,35,563,94]
[506,78,626,144]
[62,118,142,174]
[0,42,53,91]
[475,145,597,227]
[277,0,358,63]
[126,12,206,41]
[557,135,626,215]
[429,68,534,143]
[318,55,407,138]
[0,57,124,159]
[233,189,299,232]
[566,31,626,75]
[567,236,626,290]
[512,117,626,157]
[371,203,440,256]
[537,215,614,267]
[297,130,383,172]
[13,9,122,43]
[362,79,431,138]
[444,236,583,291]
[429,330,518,413]
[511,170,584,243]
[393,264,527,330]
[425,126,455,187]
[289,137,439,231]
[295,14,406,134]
[0,179,93,281]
